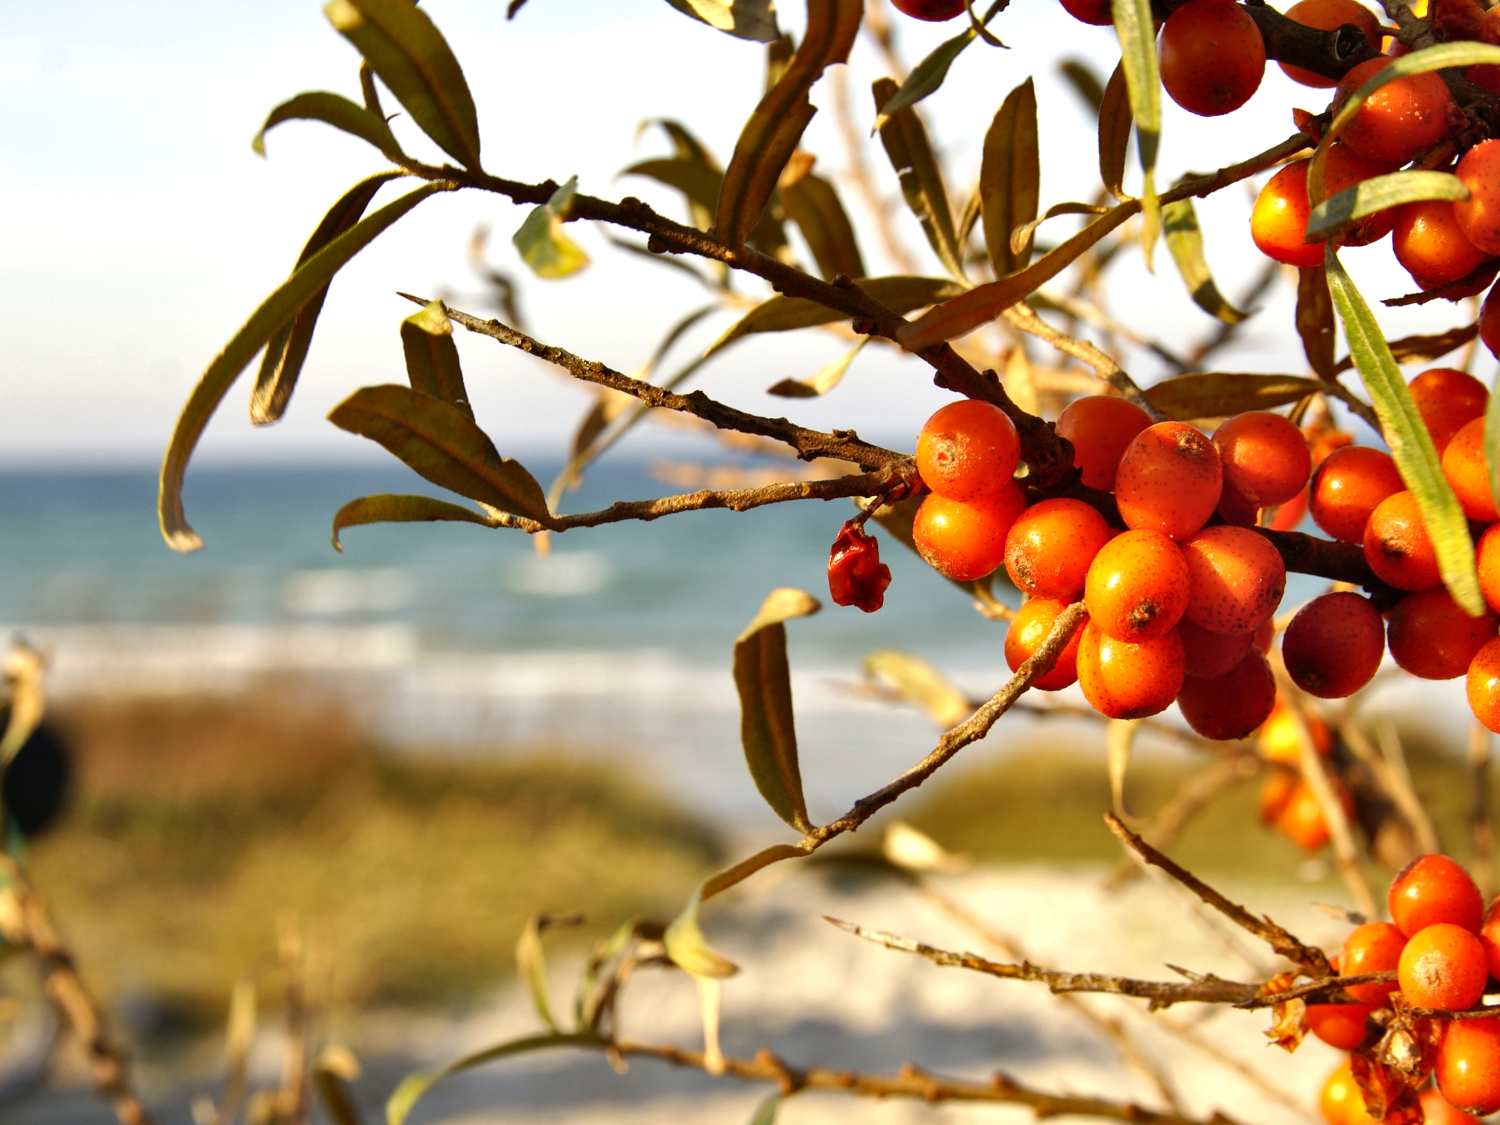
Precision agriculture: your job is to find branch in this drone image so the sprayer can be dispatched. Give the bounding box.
[1105,812,1334,975]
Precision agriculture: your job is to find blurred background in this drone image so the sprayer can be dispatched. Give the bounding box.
[2,0,1495,1121]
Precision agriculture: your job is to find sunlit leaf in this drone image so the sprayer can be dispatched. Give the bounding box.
[1107,718,1138,815]
[160,181,442,551]
[252,173,405,426]
[734,588,819,832]
[662,843,808,980]
[747,1094,781,1125]
[779,164,866,279]
[331,494,499,551]
[1111,0,1161,265]
[1296,265,1337,379]
[768,338,867,398]
[715,0,860,246]
[862,649,971,728]
[0,644,45,770]
[324,0,481,168]
[252,91,402,162]
[1144,373,1322,420]
[1324,249,1482,613]
[386,1033,599,1125]
[621,157,723,221]
[1307,170,1467,242]
[662,0,781,42]
[329,385,554,525]
[713,275,964,355]
[400,300,471,417]
[873,77,964,278]
[514,175,590,279]
[980,78,1040,275]
[872,1,1006,124]
[313,1046,363,1125]
[516,913,583,1033]
[1097,63,1131,199]
[1162,199,1248,323]
[882,821,967,873]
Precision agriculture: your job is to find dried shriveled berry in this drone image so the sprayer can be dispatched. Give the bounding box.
[827,522,892,613]
[1282,591,1384,698]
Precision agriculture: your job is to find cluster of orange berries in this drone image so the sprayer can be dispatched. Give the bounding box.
[1256,700,1351,852]
[1315,855,1500,1121]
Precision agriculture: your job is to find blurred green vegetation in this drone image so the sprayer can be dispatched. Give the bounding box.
[25,692,723,1030]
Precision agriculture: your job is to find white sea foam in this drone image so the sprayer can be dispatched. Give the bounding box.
[280,567,414,616]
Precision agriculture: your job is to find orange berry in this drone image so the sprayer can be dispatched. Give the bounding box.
[1439,1018,1500,1117]
[1115,422,1223,540]
[1216,477,1261,526]
[1264,484,1309,531]
[1457,140,1500,256]
[1212,411,1312,507]
[916,400,1021,502]
[1309,445,1404,543]
[1468,636,1500,734]
[1259,767,1298,824]
[1179,619,1254,679]
[1364,490,1441,591]
[912,485,1027,583]
[1484,282,1500,364]
[1254,615,1274,652]
[1477,523,1500,614]
[1258,697,1333,764]
[1400,923,1488,1010]
[1059,0,1112,24]
[1055,395,1153,491]
[1480,897,1500,980]
[1335,57,1453,166]
[1389,854,1485,936]
[1307,999,1375,1050]
[1320,1060,1379,1125]
[1158,0,1265,117]
[1387,588,1498,680]
[1341,921,1406,1005]
[1003,498,1113,599]
[1283,591,1385,698]
[1420,1087,1476,1125]
[1077,622,1186,719]
[1277,777,1347,852]
[1393,200,1490,289]
[1442,416,1500,523]
[1004,597,1084,691]
[1181,525,1286,635]
[1280,0,1381,88]
[1083,529,1190,642]
[1411,367,1488,454]
[1252,160,1324,268]
[1177,649,1276,740]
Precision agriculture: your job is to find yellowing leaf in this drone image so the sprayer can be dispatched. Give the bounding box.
[330,494,499,551]
[513,175,590,279]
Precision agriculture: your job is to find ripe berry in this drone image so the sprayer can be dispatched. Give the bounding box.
[1307,998,1375,1050]
[1457,141,1500,256]
[1320,1060,1378,1125]
[1442,416,1499,523]
[1393,201,1490,289]
[1076,622,1186,719]
[1115,422,1222,540]
[1468,636,1500,734]
[912,484,1027,583]
[1411,367,1488,454]
[1178,619,1254,679]
[1400,922,1490,1010]
[1003,498,1112,599]
[1059,0,1113,24]
[1055,395,1152,490]
[1364,490,1441,591]
[1277,777,1345,852]
[916,400,1021,502]
[1212,412,1311,507]
[1258,697,1333,764]
[1309,445,1404,542]
[1387,588,1498,680]
[1484,283,1500,362]
[1477,524,1500,614]
[1158,0,1265,117]
[1389,854,1484,936]
[1420,1087,1476,1125]
[1480,897,1500,979]
[1181,525,1287,635]
[1342,921,1405,1005]
[1283,591,1384,698]
[890,0,967,19]
[1004,597,1085,691]
[1259,767,1297,824]
[1251,161,1324,268]
[1279,0,1381,88]
[1176,649,1275,740]
[1335,57,1453,166]
[1083,529,1190,642]
[1437,1017,1500,1115]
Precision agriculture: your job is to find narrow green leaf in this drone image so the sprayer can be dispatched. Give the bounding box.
[328,385,554,525]
[733,588,819,832]
[779,169,866,280]
[1144,373,1322,420]
[663,884,740,978]
[768,339,867,398]
[1097,64,1131,199]
[747,1094,781,1125]
[325,0,481,168]
[252,91,402,161]
[331,494,499,551]
[386,1033,600,1125]
[873,77,964,278]
[252,172,404,426]
[715,0,861,246]
[400,300,471,417]
[358,60,384,119]
[662,0,781,41]
[1324,249,1482,613]
[873,0,1008,124]
[1295,265,1337,380]
[713,275,964,356]
[513,175,589,279]
[980,79,1040,276]
[160,181,442,552]
[1111,0,1161,265]
[1059,58,1106,113]
[1162,199,1248,323]
[515,913,583,1032]
[862,650,971,729]
[1307,170,1468,242]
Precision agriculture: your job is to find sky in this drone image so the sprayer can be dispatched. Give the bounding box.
[0,0,1476,469]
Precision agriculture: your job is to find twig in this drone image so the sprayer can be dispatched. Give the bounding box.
[1471,720,1496,900]
[1340,720,1439,857]
[1004,304,1161,418]
[1104,812,1333,975]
